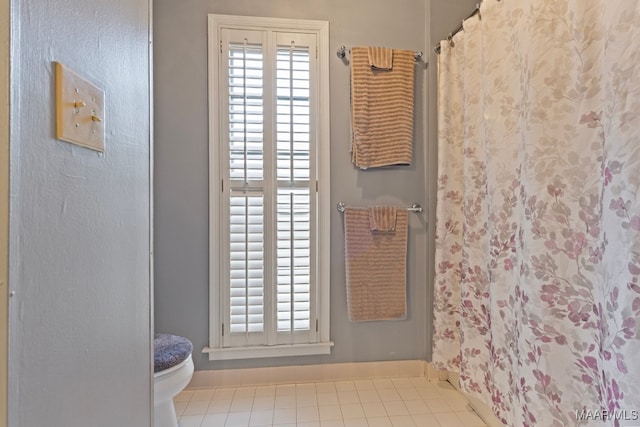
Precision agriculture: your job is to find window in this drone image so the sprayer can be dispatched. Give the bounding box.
[205,15,331,360]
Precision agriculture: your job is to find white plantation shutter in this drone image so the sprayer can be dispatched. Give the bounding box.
[228,42,264,182]
[229,195,264,335]
[275,37,316,343]
[276,188,311,334]
[221,29,269,347]
[218,27,319,349]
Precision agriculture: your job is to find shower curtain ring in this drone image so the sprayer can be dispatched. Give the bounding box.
[447,33,455,48]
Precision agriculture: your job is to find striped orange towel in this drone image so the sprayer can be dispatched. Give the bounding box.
[368,206,397,231]
[368,46,393,70]
[343,207,408,322]
[350,47,415,169]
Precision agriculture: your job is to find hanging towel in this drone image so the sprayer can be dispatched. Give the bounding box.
[368,205,397,231]
[343,207,408,321]
[368,46,393,70]
[350,46,415,169]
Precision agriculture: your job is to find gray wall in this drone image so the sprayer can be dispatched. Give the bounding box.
[154,0,429,371]
[7,0,152,426]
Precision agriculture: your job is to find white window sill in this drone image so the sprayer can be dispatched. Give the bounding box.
[203,341,334,361]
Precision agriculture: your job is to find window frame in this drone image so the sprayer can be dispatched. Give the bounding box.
[205,14,332,361]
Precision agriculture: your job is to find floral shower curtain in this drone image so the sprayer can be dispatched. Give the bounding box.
[433,1,640,426]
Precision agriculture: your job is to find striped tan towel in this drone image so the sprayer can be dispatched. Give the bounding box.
[368,46,393,70]
[368,206,397,231]
[344,207,408,321]
[351,47,415,169]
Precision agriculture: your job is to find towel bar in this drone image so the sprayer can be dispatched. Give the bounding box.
[337,202,423,213]
[336,45,424,62]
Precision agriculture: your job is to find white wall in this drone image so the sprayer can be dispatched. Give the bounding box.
[154,0,429,371]
[7,0,153,425]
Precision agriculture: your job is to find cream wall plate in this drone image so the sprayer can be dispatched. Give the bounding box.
[55,62,105,152]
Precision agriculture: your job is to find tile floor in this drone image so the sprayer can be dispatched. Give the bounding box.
[174,377,487,427]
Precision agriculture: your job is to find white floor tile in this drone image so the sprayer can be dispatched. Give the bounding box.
[391,378,414,389]
[297,394,318,407]
[367,417,393,427]
[354,380,375,391]
[230,397,254,412]
[403,399,430,415]
[337,390,360,405]
[207,399,232,413]
[434,412,465,427]
[389,415,417,427]
[383,401,409,417]
[225,411,251,427]
[411,413,441,425]
[201,413,228,427]
[377,388,402,402]
[297,406,320,423]
[319,405,343,421]
[249,409,273,426]
[252,396,275,410]
[340,403,365,420]
[317,392,340,406]
[373,379,395,390]
[275,395,297,409]
[176,375,487,427]
[361,401,387,418]
[456,410,488,426]
[183,400,210,415]
[179,414,204,427]
[214,388,236,400]
[191,389,215,402]
[424,398,454,414]
[396,388,420,401]
[357,389,381,403]
[273,408,297,424]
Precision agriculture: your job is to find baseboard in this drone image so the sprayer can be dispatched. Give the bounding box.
[186,360,447,389]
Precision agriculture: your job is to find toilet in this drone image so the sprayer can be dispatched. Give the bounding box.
[154,334,194,427]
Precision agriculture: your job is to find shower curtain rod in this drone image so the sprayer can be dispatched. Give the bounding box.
[433,2,482,55]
